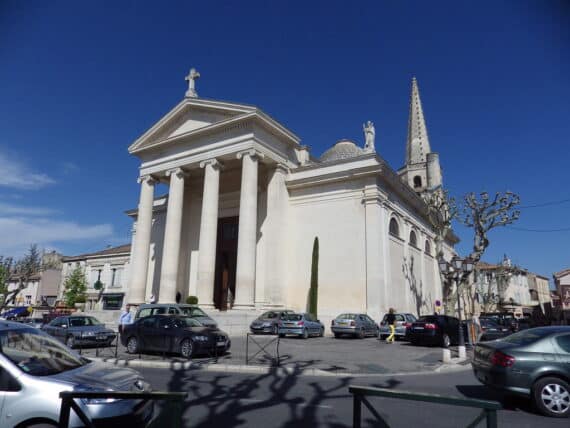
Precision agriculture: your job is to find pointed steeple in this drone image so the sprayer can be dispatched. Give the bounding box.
[406,77,431,165]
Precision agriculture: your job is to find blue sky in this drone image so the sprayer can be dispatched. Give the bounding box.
[0,1,568,278]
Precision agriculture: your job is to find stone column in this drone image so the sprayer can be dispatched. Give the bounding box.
[159,168,187,303]
[196,159,222,307]
[264,163,289,306]
[234,149,263,308]
[128,175,156,304]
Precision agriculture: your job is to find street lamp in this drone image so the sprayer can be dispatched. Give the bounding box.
[438,255,474,359]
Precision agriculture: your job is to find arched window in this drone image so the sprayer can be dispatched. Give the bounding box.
[409,230,417,247]
[413,176,422,188]
[389,218,400,237]
[425,239,431,255]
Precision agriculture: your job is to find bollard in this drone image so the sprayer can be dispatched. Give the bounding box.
[458,345,467,360]
[442,348,451,364]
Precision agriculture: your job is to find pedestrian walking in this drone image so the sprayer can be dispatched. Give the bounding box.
[118,304,132,335]
[385,308,396,344]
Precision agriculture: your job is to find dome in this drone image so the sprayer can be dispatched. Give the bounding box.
[319,139,365,163]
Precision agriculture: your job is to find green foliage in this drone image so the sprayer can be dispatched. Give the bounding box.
[308,237,319,319]
[186,295,198,305]
[63,266,88,307]
[75,295,87,303]
[93,280,103,291]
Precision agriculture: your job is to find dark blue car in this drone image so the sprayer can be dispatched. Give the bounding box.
[42,315,116,348]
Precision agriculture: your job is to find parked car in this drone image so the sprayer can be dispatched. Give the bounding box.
[42,315,116,348]
[250,310,295,334]
[479,318,511,342]
[121,314,230,358]
[378,313,417,340]
[278,313,324,339]
[135,303,217,328]
[18,317,45,329]
[331,313,378,338]
[0,320,153,427]
[408,315,467,348]
[472,326,570,418]
[480,313,518,332]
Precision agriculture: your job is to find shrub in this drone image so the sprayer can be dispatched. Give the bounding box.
[186,295,199,305]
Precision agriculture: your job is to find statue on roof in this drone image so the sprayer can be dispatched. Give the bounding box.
[363,120,375,152]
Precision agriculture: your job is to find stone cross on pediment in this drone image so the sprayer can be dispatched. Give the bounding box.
[185,68,200,98]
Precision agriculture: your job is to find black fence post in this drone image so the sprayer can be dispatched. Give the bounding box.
[115,331,119,358]
[59,397,71,428]
[485,409,498,428]
[353,393,362,428]
[245,333,249,365]
[276,335,280,367]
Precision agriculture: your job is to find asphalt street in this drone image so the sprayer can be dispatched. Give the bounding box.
[136,366,569,428]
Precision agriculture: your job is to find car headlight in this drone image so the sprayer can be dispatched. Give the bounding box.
[75,386,121,404]
[194,335,209,342]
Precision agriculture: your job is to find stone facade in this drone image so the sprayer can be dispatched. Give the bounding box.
[124,73,457,324]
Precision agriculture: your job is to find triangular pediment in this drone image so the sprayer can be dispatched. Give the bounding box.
[129,98,257,153]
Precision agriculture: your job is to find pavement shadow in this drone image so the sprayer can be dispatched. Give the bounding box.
[455,384,537,414]
[159,359,384,427]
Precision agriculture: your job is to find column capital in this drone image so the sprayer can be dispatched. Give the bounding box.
[199,158,224,170]
[236,149,264,161]
[273,162,289,174]
[165,167,189,179]
[137,174,159,185]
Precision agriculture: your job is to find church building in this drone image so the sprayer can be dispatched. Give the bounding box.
[126,70,456,322]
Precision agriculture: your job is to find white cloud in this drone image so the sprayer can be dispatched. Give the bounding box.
[0,151,56,190]
[0,203,57,216]
[0,217,113,257]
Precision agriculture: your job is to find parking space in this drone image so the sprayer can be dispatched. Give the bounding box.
[80,334,451,374]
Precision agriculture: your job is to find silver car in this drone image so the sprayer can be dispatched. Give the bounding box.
[135,304,218,328]
[378,312,417,340]
[331,313,379,338]
[250,310,295,334]
[278,313,324,339]
[0,321,153,427]
[42,315,116,348]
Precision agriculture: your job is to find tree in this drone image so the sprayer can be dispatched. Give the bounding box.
[308,237,319,319]
[423,189,458,258]
[63,266,88,307]
[0,245,43,311]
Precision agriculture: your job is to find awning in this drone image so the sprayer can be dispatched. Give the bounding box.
[1,306,31,318]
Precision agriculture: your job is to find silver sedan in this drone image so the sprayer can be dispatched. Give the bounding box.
[331,313,379,338]
[378,313,417,340]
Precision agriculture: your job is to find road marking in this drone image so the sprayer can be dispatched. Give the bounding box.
[239,398,332,409]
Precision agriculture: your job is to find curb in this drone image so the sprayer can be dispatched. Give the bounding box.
[89,357,470,378]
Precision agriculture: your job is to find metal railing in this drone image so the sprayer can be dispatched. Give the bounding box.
[58,390,187,428]
[245,333,280,366]
[349,385,501,428]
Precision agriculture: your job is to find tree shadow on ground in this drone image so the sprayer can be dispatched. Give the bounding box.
[158,360,404,427]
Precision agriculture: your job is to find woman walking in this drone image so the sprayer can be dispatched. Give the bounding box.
[386,308,396,344]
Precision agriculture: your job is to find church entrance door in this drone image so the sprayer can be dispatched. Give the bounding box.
[214,216,238,311]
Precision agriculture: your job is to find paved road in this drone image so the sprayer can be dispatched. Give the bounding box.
[136,366,568,427]
[82,335,450,374]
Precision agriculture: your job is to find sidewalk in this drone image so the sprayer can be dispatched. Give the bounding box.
[79,335,473,377]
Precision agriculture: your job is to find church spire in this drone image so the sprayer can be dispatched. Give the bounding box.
[406,77,431,165]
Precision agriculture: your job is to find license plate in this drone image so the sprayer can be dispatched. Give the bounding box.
[217,341,225,346]
[414,327,424,330]
[97,335,106,340]
[338,322,347,326]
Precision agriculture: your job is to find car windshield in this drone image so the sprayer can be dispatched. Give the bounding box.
[480,319,499,327]
[283,314,303,321]
[172,317,202,328]
[418,316,439,323]
[500,328,549,346]
[0,328,87,376]
[336,314,357,320]
[68,317,101,327]
[180,307,208,317]
[261,312,277,319]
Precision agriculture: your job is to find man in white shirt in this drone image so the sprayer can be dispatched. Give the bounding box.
[118,304,132,334]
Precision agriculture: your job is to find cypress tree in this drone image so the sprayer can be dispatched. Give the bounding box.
[309,237,319,319]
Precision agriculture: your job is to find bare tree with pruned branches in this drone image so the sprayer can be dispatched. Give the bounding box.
[0,245,44,312]
[423,189,458,258]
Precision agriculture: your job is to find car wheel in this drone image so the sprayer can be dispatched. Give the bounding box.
[319,328,324,337]
[379,335,386,340]
[22,423,58,428]
[302,329,309,339]
[533,377,570,418]
[66,335,75,349]
[126,336,139,354]
[357,328,365,339]
[180,339,194,359]
[411,339,419,346]
[441,334,451,348]
[278,333,285,338]
[334,333,341,338]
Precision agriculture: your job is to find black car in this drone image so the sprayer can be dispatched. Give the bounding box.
[479,318,511,342]
[121,314,231,358]
[408,315,467,348]
[472,326,570,418]
[250,310,295,334]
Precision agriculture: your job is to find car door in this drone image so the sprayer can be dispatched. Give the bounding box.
[0,365,22,427]
[364,315,375,334]
[139,316,160,351]
[53,318,69,341]
[158,317,176,352]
